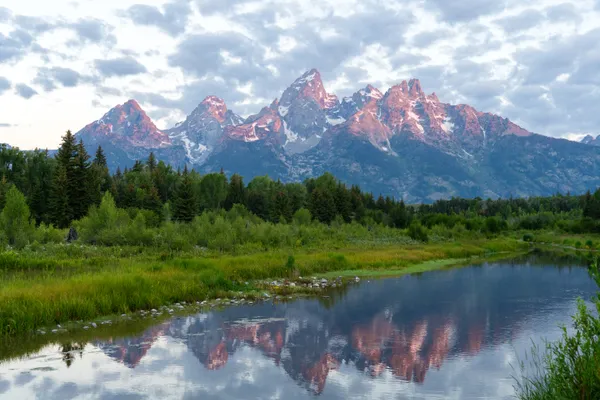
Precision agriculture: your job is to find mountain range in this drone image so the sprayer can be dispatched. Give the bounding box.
[74,69,600,203]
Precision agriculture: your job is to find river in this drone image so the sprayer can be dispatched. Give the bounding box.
[0,254,597,399]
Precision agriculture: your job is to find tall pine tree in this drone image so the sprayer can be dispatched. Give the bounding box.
[71,140,92,220]
[173,166,197,222]
[49,165,71,228]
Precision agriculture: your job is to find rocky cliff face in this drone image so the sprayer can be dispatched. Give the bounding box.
[73,69,600,202]
[581,134,600,146]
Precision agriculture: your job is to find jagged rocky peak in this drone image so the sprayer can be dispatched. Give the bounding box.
[279,68,339,111]
[581,134,595,144]
[580,134,600,146]
[80,99,170,148]
[340,85,383,119]
[408,78,424,98]
[199,95,228,123]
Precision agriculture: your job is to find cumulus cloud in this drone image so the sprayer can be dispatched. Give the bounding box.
[15,83,37,99]
[123,0,191,36]
[424,0,509,22]
[0,77,11,94]
[2,0,600,146]
[34,67,82,91]
[495,9,546,33]
[95,57,148,77]
[69,18,116,46]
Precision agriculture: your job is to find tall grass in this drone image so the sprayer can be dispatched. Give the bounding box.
[0,238,525,337]
[514,258,600,400]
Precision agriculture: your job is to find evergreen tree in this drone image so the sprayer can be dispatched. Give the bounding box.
[173,166,196,222]
[144,185,163,214]
[49,166,71,228]
[310,188,336,224]
[71,140,92,220]
[271,190,292,223]
[247,191,269,220]
[335,183,352,222]
[0,175,8,210]
[93,146,107,168]
[225,174,246,210]
[147,152,157,172]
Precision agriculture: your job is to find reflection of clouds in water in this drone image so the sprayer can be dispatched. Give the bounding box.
[14,372,35,386]
[0,262,596,400]
[0,379,10,394]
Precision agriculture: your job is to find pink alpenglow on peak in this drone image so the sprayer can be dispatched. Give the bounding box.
[200,96,228,123]
[82,99,171,148]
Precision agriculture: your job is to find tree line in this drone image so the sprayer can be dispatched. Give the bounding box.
[2,130,600,239]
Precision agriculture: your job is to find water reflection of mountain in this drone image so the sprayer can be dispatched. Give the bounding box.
[96,261,596,395]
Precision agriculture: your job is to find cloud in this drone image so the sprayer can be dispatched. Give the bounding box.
[0,77,11,94]
[69,18,116,46]
[0,123,12,128]
[14,15,54,33]
[15,83,38,99]
[411,29,452,47]
[124,0,191,36]
[424,0,508,22]
[34,67,82,91]
[95,57,148,77]
[0,30,34,63]
[495,9,546,33]
[545,3,582,23]
[0,7,11,22]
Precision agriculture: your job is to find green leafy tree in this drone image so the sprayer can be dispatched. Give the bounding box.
[0,186,33,247]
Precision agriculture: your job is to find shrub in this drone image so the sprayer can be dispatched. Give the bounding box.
[293,208,312,226]
[0,186,34,248]
[408,222,429,243]
[523,233,535,242]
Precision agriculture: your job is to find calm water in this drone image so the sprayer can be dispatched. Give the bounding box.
[0,255,598,400]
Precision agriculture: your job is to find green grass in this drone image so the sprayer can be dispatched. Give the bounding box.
[0,237,527,337]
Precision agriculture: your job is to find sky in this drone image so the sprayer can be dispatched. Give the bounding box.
[1,0,600,149]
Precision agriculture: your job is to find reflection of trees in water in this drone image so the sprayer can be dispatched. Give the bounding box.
[92,260,595,396]
[60,342,86,368]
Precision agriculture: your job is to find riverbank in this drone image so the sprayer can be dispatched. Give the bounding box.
[0,238,529,338]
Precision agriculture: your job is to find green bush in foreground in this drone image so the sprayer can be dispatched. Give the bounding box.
[515,261,600,400]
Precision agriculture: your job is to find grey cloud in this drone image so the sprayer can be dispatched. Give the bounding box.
[389,53,431,70]
[195,0,256,15]
[124,0,191,36]
[545,4,582,23]
[0,29,35,63]
[411,29,451,47]
[168,32,267,83]
[514,29,600,85]
[15,83,38,99]
[568,52,600,85]
[0,7,11,22]
[496,9,545,33]
[14,15,53,33]
[132,77,248,116]
[95,57,147,77]
[424,0,508,22]
[97,86,122,97]
[0,77,11,94]
[34,67,81,91]
[70,18,116,46]
[0,123,12,128]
